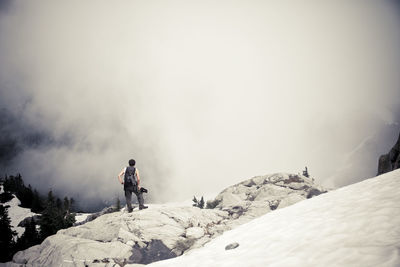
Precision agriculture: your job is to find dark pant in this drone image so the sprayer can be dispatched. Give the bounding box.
[124,186,144,211]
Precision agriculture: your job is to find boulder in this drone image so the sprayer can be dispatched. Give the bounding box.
[225,242,239,250]
[74,206,116,226]
[185,227,205,239]
[209,173,327,228]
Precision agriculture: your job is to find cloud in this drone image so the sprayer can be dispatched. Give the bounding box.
[0,1,399,209]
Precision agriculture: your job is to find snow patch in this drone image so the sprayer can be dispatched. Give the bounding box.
[5,195,38,237]
[74,213,91,224]
[148,170,400,267]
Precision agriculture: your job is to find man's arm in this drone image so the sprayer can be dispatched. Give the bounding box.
[118,169,125,184]
[136,168,141,189]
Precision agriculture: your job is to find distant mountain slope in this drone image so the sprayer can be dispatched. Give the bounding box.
[149,169,400,267]
[329,125,399,187]
[378,132,400,175]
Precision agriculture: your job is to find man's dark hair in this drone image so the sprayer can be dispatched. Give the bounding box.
[129,159,136,166]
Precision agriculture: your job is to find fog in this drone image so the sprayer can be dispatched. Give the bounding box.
[1,1,399,210]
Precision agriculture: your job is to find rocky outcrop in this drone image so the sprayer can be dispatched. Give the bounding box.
[208,173,327,228]
[74,206,116,226]
[378,132,400,175]
[7,206,229,266]
[5,173,326,266]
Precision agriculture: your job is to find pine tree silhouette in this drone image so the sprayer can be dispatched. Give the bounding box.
[192,196,205,209]
[39,191,64,239]
[0,204,17,262]
[16,218,40,252]
[199,197,205,209]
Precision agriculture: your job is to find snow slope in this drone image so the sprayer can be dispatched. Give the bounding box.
[148,169,400,267]
[1,185,38,237]
[5,196,37,238]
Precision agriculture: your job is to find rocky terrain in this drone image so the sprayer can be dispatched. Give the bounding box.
[4,173,326,266]
[378,132,400,175]
[149,169,400,267]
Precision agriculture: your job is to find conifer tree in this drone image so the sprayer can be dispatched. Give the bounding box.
[303,167,310,178]
[63,196,75,227]
[192,196,198,207]
[31,189,43,213]
[0,204,17,262]
[63,197,70,212]
[199,196,205,209]
[192,196,205,209]
[70,198,75,212]
[39,190,63,239]
[16,218,39,251]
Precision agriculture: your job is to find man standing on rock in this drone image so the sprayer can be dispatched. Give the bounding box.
[118,159,148,212]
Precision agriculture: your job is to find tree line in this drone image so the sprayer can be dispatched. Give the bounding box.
[0,174,76,262]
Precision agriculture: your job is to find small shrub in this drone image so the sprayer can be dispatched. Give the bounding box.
[192,196,205,209]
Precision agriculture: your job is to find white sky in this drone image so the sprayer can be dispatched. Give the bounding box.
[0,1,400,206]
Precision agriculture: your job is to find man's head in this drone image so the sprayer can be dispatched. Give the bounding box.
[129,159,136,166]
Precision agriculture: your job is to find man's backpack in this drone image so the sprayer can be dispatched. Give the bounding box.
[124,166,137,188]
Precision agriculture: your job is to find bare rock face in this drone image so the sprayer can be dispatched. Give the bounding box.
[5,173,326,266]
[378,132,400,175]
[208,173,327,228]
[7,206,229,266]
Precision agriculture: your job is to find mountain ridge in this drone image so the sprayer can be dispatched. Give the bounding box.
[4,172,325,266]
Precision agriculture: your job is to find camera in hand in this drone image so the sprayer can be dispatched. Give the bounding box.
[140,187,148,193]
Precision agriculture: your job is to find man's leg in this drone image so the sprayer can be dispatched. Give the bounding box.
[125,189,133,212]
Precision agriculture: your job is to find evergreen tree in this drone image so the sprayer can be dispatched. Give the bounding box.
[31,189,43,213]
[56,197,62,210]
[63,197,70,212]
[192,196,198,207]
[39,191,76,240]
[0,191,13,203]
[192,196,205,209]
[0,204,17,262]
[19,184,34,208]
[3,174,35,209]
[15,218,39,252]
[63,196,75,228]
[303,167,310,178]
[199,196,205,209]
[70,198,75,212]
[39,191,62,239]
[63,213,75,228]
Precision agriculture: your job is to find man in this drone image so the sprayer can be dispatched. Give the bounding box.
[118,159,148,212]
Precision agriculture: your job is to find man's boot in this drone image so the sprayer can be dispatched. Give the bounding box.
[139,205,148,210]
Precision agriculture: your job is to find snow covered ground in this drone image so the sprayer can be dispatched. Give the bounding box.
[147,169,400,267]
[3,195,37,237]
[74,213,91,224]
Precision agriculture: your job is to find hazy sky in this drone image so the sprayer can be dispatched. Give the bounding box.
[1,1,399,210]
